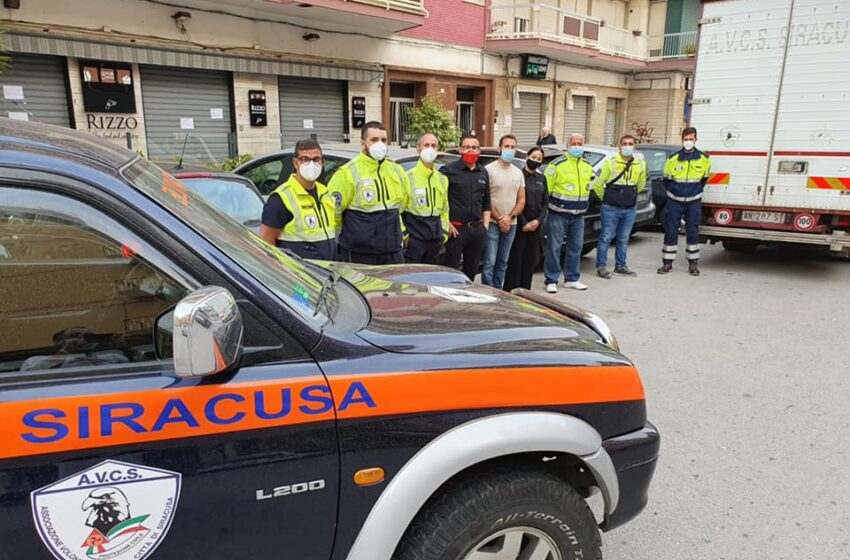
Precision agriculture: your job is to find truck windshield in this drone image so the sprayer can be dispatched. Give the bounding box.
[120,157,330,327]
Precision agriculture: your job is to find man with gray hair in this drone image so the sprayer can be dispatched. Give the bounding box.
[543,133,594,292]
[537,126,557,146]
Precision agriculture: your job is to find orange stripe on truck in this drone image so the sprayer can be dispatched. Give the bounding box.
[0,366,643,460]
[807,177,850,190]
[707,173,730,185]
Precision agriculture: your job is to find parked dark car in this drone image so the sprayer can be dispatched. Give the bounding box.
[171,170,264,233]
[0,119,658,560]
[233,143,415,197]
[233,147,359,197]
[637,144,680,225]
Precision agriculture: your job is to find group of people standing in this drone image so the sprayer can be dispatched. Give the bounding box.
[260,119,711,291]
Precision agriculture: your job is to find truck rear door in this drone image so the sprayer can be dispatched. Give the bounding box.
[693,0,794,207]
[765,0,850,217]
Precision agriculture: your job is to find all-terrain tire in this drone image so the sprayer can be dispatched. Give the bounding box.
[393,466,602,560]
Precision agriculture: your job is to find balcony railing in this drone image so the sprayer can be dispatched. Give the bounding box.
[648,31,698,60]
[487,4,601,46]
[486,4,697,62]
[347,0,425,14]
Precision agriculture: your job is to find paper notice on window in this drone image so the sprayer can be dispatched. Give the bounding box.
[3,85,24,101]
[210,108,223,120]
[303,119,314,130]
[8,112,29,121]
[504,115,512,127]
[180,117,194,130]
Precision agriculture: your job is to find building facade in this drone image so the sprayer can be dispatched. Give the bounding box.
[0,0,698,164]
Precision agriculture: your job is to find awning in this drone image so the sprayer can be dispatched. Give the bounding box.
[512,84,552,110]
[566,88,598,111]
[5,31,384,82]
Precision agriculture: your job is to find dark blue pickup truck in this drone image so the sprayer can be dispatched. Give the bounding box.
[0,120,658,560]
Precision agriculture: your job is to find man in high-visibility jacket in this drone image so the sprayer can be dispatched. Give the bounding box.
[592,134,647,278]
[403,133,449,264]
[260,138,337,260]
[543,133,595,293]
[329,121,410,265]
[658,127,711,276]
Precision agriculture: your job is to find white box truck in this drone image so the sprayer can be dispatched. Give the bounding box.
[691,0,850,256]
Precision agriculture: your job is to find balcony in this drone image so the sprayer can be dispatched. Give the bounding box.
[485,4,696,70]
[217,0,427,35]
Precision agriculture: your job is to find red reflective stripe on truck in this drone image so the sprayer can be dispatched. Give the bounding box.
[774,151,850,157]
[806,177,850,190]
[706,151,767,157]
[707,173,729,184]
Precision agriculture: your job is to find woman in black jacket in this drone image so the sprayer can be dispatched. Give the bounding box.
[504,146,548,291]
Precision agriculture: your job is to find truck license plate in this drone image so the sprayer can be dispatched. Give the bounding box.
[741,211,786,224]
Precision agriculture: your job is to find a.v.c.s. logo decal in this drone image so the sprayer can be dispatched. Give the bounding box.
[31,460,181,560]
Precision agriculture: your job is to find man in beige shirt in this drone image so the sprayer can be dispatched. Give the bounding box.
[482,134,525,289]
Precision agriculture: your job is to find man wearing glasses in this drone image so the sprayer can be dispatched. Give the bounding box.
[440,134,491,281]
[260,139,338,261]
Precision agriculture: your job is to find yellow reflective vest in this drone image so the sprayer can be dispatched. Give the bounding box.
[270,175,337,260]
[544,154,595,215]
[403,160,450,243]
[328,152,410,254]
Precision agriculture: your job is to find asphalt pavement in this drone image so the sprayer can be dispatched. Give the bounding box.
[530,231,850,560]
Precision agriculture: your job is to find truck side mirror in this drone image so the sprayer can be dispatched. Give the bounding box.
[156,286,243,378]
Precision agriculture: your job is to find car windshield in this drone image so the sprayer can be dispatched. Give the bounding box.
[121,157,330,327]
[638,149,671,173]
[178,177,263,228]
[582,151,606,168]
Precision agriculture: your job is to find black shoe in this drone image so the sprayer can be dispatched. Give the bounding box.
[657,264,673,275]
[689,263,701,276]
[597,267,612,279]
[614,266,637,277]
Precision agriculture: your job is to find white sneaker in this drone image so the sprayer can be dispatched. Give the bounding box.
[564,281,588,291]
[545,283,558,294]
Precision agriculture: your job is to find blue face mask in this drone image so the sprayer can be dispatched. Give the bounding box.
[569,146,584,158]
[621,146,634,158]
[500,149,515,163]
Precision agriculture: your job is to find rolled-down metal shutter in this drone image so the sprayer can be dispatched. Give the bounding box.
[605,99,621,146]
[0,54,71,127]
[512,92,543,148]
[140,66,232,164]
[279,77,345,146]
[564,95,589,140]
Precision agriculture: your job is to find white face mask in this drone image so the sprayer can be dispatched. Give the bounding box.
[420,147,438,164]
[299,161,322,182]
[368,141,388,161]
[683,140,696,151]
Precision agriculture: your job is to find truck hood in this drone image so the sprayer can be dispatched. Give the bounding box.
[324,262,608,354]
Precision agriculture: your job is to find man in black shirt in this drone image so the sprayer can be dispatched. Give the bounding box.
[536,126,557,146]
[259,139,337,261]
[440,134,491,281]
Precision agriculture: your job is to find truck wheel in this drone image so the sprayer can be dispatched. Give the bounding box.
[393,467,601,560]
[722,240,758,253]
